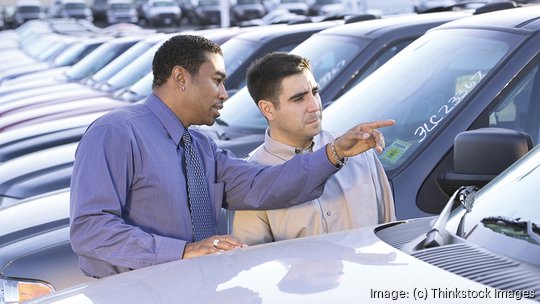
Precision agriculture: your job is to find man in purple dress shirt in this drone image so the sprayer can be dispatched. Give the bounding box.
[70,34,394,279]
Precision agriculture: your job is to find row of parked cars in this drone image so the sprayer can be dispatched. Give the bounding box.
[0,2,539,302]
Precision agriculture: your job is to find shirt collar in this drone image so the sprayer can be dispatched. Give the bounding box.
[144,94,185,146]
[263,128,320,159]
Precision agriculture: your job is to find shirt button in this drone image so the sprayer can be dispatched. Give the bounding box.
[326,211,331,216]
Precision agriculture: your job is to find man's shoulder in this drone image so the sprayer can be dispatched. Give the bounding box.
[89,103,150,131]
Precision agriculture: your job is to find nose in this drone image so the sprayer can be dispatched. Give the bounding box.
[218,83,228,102]
[307,94,321,112]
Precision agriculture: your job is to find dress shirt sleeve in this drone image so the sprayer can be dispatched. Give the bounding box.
[215,143,339,211]
[231,210,274,245]
[70,124,185,271]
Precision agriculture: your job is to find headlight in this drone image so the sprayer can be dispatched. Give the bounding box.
[1,276,55,303]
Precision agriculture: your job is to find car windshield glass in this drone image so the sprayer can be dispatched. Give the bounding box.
[153,1,175,6]
[52,43,98,66]
[65,41,136,81]
[446,144,540,265]
[237,0,258,4]
[90,40,157,84]
[65,3,86,9]
[19,6,40,13]
[323,29,523,172]
[117,72,152,101]
[221,38,258,76]
[104,42,159,91]
[111,3,132,9]
[199,0,218,6]
[36,40,69,61]
[316,0,339,4]
[218,34,367,129]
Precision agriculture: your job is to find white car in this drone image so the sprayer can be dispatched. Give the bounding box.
[24,128,540,303]
[142,0,182,26]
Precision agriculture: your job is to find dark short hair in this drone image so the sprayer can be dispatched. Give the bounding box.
[152,34,222,89]
[246,52,311,109]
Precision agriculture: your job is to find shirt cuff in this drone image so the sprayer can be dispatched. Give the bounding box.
[154,236,188,264]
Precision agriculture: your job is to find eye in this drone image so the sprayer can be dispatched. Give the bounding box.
[312,87,320,95]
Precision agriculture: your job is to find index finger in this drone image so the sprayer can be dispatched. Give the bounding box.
[360,119,396,130]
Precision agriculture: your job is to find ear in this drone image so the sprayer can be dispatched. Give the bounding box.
[258,99,276,121]
[172,66,187,89]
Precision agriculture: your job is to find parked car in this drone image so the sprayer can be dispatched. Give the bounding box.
[0,33,163,97]
[201,11,471,157]
[220,20,343,95]
[193,0,221,26]
[48,0,93,22]
[230,0,266,25]
[278,0,310,15]
[308,0,346,16]
[0,35,110,84]
[142,0,182,26]
[106,0,139,24]
[19,129,540,303]
[13,0,44,27]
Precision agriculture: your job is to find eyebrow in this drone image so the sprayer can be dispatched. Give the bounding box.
[215,70,227,80]
[287,85,319,102]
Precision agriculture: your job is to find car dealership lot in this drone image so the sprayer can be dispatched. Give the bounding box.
[1,3,540,303]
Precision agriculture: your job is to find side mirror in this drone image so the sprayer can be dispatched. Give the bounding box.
[440,127,532,191]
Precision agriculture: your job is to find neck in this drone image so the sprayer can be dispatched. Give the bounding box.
[268,129,314,150]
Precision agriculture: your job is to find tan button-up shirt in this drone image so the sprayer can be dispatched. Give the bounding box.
[232,129,396,245]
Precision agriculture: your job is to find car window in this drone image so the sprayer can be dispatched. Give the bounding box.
[220,36,367,129]
[291,34,364,93]
[335,39,414,100]
[222,38,258,76]
[323,29,523,172]
[489,60,540,145]
[65,41,137,81]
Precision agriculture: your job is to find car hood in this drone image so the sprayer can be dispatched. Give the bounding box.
[28,219,530,303]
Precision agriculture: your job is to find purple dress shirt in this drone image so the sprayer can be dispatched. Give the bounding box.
[70,94,338,278]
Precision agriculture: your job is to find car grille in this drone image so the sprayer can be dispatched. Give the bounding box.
[159,13,177,19]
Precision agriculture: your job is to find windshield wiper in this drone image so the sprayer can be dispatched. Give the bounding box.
[421,186,478,248]
[481,216,540,245]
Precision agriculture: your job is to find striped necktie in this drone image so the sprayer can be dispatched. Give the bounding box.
[182,128,214,241]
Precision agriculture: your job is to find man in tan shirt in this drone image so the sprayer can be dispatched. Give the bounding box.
[232,52,396,245]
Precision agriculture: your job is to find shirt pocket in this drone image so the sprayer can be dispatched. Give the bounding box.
[340,180,379,227]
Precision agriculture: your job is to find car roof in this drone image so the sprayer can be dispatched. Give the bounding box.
[232,21,343,43]
[319,12,471,38]
[436,5,540,31]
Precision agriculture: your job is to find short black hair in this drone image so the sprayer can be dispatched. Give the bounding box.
[246,52,311,109]
[152,34,222,89]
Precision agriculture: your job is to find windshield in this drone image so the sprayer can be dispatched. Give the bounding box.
[199,0,219,6]
[153,1,175,6]
[52,43,99,67]
[18,6,40,13]
[65,40,138,81]
[89,39,159,84]
[110,3,132,9]
[65,3,86,9]
[116,72,152,102]
[221,38,259,76]
[446,144,540,265]
[103,42,159,91]
[218,34,368,129]
[323,29,522,172]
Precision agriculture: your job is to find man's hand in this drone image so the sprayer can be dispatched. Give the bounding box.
[182,235,247,259]
[328,120,395,164]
